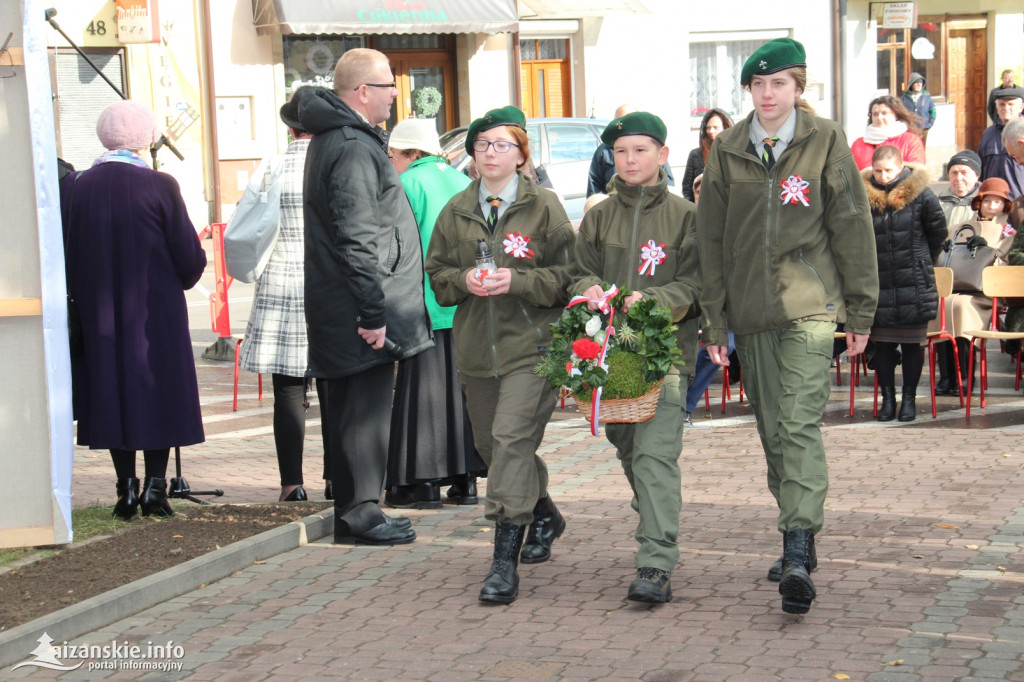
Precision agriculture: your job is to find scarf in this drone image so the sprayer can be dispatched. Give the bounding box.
[92,149,150,169]
[863,120,908,145]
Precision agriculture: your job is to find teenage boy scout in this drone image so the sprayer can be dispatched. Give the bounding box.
[697,38,877,614]
[571,112,701,603]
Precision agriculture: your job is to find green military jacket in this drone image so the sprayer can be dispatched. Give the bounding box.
[571,172,702,375]
[425,172,575,378]
[697,109,878,348]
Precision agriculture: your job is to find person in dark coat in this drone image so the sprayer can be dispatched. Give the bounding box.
[901,72,936,144]
[681,108,731,202]
[299,48,433,546]
[988,69,1017,124]
[61,100,207,520]
[978,87,1024,199]
[861,145,947,422]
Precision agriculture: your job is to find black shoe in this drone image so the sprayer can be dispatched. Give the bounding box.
[627,567,672,603]
[384,483,442,509]
[334,520,416,546]
[324,483,334,500]
[779,530,817,614]
[384,515,412,529]
[520,495,565,564]
[934,377,957,396]
[283,485,307,501]
[445,475,479,505]
[112,477,140,521]
[767,533,817,582]
[140,477,174,518]
[479,523,525,604]
[877,386,896,422]
[898,388,916,422]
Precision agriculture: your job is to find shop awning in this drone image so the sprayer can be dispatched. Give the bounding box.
[252,0,519,36]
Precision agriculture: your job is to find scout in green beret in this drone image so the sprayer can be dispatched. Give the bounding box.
[426,101,575,605]
[465,105,526,155]
[570,111,701,603]
[696,37,878,616]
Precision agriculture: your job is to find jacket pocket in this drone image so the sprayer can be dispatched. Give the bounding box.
[798,250,829,297]
[517,301,545,344]
[381,226,401,274]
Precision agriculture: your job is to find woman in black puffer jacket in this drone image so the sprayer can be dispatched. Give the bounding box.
[862,145,947,422]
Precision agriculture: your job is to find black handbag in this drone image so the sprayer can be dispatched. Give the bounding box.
[65,172,84,358]
[941,224,999,293]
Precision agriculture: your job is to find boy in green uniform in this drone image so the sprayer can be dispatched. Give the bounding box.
[697,38,878,614]
[571,112,701,603]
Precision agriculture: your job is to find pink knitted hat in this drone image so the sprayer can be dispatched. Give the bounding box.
[96,100,160,151]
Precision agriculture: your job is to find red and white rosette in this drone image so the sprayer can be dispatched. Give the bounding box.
[779,175,810,206]
[502,231,534,259]
[638,240,667,276]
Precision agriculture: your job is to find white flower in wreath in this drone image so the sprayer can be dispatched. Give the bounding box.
[585,315,602,338]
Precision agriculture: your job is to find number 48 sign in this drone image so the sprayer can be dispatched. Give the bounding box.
[115,0,160,44]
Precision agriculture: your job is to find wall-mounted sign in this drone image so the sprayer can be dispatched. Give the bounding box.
[115,0,159,44]
[882,2,916,29]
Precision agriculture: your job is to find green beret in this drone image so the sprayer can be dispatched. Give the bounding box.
[600,111,667,146]
[465,105,526,154]
[741,38,807,86]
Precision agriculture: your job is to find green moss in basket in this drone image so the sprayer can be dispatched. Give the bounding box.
[575,349,656,401]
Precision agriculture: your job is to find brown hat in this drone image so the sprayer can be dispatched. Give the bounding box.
[971,177,1013,212]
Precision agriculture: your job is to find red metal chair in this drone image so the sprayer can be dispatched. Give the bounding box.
[925,267,963,418]
[964,266,1024,418]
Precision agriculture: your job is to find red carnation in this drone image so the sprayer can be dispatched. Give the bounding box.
[572,338,602,360]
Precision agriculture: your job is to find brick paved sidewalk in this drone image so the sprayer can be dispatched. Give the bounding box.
[19,345,1024,680]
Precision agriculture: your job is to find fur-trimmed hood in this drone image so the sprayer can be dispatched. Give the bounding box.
[861,163,930,212]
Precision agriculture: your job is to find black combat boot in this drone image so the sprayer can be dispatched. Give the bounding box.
[112,477,140,521]
[779,529,817,614]
[140,477,174,518]
[767,532,817,582]
[520,495,566,564]
[877,385,896,422]
[479,523,526,604]
[898,386,917,422]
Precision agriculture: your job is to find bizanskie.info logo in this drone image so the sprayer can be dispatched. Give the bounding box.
[11,632,185,673]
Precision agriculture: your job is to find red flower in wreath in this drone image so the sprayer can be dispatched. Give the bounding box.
[572,338,602,360]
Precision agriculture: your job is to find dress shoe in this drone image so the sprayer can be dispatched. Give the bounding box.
[779,529,817,614]
[877,385,896,422]
[384,482,442,509]
[334,520,416,546]
[324,483,334,500]
[520,495,565,564]
[934,376,957,396]
[112,477,140,521]
[767,532,817,582]
[898,387,916,422]
[384,514,411,529]
[140,477,174,518]
[627,567,672,603]
[479,523,525,604]
[282,485,307,501]
[445,475,479,505]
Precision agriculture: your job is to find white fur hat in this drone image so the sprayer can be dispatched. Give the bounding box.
[387,118,442,157]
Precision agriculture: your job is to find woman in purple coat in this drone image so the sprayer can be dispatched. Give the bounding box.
[61,100,207,520]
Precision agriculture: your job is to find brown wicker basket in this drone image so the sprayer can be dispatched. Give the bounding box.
[574,380,662,424]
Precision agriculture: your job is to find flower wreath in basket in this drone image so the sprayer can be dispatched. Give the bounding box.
[535,285,681,435]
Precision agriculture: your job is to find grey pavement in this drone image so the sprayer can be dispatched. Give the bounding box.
[6,240,1024,679]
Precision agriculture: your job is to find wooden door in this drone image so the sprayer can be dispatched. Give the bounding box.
[948,28,987,151]
[520,60,571,119]
[381,52,455,135]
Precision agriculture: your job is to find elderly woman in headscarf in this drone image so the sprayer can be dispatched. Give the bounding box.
[61,100,207,520]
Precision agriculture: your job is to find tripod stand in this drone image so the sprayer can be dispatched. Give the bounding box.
[169,447,224,505]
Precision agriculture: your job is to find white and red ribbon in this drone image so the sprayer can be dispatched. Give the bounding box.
[568,284,619,314]
[1003,224,1017,239]
[779,175,810,207]
[502,231,534,259]
[638,240,667,276]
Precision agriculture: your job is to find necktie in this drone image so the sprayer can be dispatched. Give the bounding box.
[762,136,780,170]
[486,196,501,229]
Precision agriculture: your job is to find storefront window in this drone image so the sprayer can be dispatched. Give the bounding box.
[689,38,768,123]
[282,35,365,95]
[876,19,944,98]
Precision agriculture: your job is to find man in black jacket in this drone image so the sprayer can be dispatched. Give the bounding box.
[300,49,433,546]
